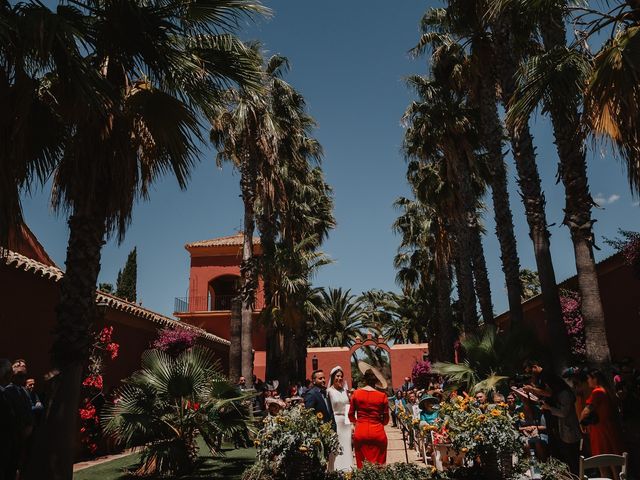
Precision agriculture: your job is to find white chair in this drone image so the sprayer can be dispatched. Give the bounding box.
[579,453,628,480]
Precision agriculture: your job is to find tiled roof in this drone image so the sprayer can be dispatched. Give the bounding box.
[1,249,229,346]
[186,232,260,249]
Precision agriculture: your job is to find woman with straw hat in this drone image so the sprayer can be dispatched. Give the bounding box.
[348,369,390,468]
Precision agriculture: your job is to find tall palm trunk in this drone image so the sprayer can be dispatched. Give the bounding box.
[239,152,257,388]
[453,229,478,334]
[493,20,569,368]
[26,208,107,480]
[540,11,610,365]
[435,261,455,361]
[229,298,242,382]
[477,68,524,324]
[470,223,494,325]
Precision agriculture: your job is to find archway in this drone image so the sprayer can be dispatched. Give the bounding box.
[208,275,240,311]
[348,333,392,391]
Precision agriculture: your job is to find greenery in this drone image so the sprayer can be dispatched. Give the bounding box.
[432,326,536,394]
[116,248,137,302]
[243,406,340,480]
[439,396,521,459]
[519,269,541,302]
[73,439,256,480]
[102,346,252,477]
[326,462,445,480]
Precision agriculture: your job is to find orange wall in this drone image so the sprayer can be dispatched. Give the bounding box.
[496,254,640,364]
[188,254,265,309]
[0,264,228,393]
[180,312,267,351]
[305,344,430,390]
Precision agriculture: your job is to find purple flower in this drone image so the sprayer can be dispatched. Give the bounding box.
[152,328,197,356]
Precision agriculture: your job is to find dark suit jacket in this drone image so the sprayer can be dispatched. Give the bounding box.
[304,386,334,425]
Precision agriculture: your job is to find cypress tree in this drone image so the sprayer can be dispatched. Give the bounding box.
[116,247,137,301]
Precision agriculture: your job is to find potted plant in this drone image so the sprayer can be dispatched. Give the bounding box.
[244,406,340,480]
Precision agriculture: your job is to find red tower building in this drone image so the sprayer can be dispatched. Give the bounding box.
[174,233,267,380]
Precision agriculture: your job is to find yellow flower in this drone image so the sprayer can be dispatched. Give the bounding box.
[299,446,309,452]
[519,412,525,420]
[316,412,324,420]
[490,409,501,417]
[412,419,419,425]
[477,414,486,422]
[461,447,469,453]
[254,440,261,446]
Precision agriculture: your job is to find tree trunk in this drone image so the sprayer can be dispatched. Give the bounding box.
[476,63,523,324]
[229,297,242,383]
[493,19,570,368]
[453,230,478,334]
[470,223,494,325]
[25,210,106,480]
[240,153,257,388]
[435,263,455,361]
[540,11,610,365]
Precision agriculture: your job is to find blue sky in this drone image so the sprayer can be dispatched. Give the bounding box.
[22,0,640,318]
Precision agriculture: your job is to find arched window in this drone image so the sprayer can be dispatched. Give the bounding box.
[208,275,240,311]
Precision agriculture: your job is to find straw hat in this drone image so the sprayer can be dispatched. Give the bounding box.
[357,361,388,389]
[418,394,439,410]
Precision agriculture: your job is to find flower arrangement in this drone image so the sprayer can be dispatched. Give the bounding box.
[152,327,197,356]
[78,325,119,457]
[438,396,520,459]
[325,461,446,480]
[412,360,433,389]
[244,406,340,480]
[560,290,586,360]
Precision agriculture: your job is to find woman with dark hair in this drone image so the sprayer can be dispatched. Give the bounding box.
[327,366,352,472]
[348,369,389,467]
[581,369,624,457]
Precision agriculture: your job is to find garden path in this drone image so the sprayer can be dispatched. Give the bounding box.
[385,424,424,466]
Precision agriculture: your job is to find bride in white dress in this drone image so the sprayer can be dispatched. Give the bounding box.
[327,366,353,472]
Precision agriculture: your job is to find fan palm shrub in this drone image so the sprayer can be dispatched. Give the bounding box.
[432,325,537,394]
[102,346,252,477]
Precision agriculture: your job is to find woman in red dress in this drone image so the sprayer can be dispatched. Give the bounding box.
[580,369,624,456]
[348,369,390,468]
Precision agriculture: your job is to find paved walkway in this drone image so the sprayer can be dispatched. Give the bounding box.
[385,424,424,466]
[73,449,134,472]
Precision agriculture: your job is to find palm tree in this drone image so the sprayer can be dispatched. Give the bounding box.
[211,50,282,387]
[486,2,569,368]
[416,5,524,324]
[25,2,266,478]
[308,287,368,347]
[504,0,609,364]
[402,44,482,334]
[102,346,252,476]
[0,1,87,246]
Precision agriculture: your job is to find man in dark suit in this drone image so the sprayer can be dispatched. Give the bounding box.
[304,369,334,426]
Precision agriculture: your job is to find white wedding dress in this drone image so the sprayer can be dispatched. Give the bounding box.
[327,386,353,472]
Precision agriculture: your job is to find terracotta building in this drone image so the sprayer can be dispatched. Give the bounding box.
[0,226,228,390]
[174,233,267,381]
[495,252,640,363]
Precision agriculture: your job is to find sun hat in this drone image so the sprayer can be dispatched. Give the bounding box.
[418,394,439,410]
[357,361,388,389]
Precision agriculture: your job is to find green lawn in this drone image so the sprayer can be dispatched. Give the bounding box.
[74,441,256,480]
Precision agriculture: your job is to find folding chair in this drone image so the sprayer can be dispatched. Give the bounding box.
[579,453,628,480]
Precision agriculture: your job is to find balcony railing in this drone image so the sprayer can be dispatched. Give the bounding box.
[174,295,237,313]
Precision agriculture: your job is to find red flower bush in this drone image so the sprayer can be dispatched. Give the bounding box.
[106,342,119,360]
[83,374,104,390]
[79,403,97,420]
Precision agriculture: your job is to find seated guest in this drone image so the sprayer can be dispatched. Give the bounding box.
[418,394,440,425]
[516,399,548,461]
[474,390,487,406]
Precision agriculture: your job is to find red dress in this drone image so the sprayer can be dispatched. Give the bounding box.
[349,388,389,468]
[586,386,624,455]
